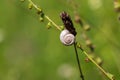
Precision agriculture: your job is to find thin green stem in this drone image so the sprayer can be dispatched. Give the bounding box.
[80,48,114,80]
[28,0,39,10]
[74,43,84,80]
[45,15,62,31]
[28,0,62,31]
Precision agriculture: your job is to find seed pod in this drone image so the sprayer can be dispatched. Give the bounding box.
[37,9,42,14]
[60,26,64,30]
[60,11,77,36]
[83,24,91,31]
[47,22,52,29]
[39,17,44,22]
[28,3,33,9]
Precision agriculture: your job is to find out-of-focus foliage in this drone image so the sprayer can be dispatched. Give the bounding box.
[0,0,120,80]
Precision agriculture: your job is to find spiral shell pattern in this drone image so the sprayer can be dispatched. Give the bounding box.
[60,29,75,46]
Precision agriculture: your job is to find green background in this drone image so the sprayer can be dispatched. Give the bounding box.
[0,0,120,80]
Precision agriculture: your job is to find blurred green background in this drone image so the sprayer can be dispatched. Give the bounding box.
[0,0,120,80]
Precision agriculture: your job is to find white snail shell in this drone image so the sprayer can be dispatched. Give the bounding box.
[60,29,75,46]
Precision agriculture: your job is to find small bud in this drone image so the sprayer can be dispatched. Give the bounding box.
[83,24,90,31]
[74,13,83,26]
[106,73,115,80]
[39,17,44,22]
[37,9,42,14]
[86,39,92,46]
[95,57,103,66]
[114,1,120,12]
[39,13,44,22]
[89,45,95,52]
[47,22,52,29]
[28,3,33,9]
[74,15,81,23]
[77,42,81,48]
[85,58,90,62]
[89,54,95,59]
[60,26,64,30]
[76,42,84,50]
[41,12,44,17]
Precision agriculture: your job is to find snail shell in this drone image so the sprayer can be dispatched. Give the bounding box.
[60,29,75,46]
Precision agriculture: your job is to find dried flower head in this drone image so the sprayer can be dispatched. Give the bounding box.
[60,11,77,36]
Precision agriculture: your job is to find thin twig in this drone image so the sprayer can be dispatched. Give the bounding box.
[74,43,84,80]
[45,15,62,31]
[79,48,114,80]
[28,0,62,31]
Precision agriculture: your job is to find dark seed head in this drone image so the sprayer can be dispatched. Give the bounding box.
[60,11,77,36]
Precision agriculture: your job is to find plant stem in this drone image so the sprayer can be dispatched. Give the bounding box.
[74,43,84,80]
[28,0,62,31]
[79,48,114,80]
[45,15,62,31]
